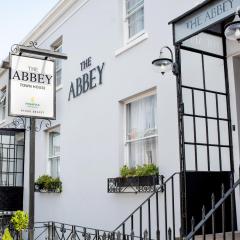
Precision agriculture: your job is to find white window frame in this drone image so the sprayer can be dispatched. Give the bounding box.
[51,37,63,90]
[123,89,158,167]
[0,87,7,123]
[123,0,145,44]
[47,126,60,178]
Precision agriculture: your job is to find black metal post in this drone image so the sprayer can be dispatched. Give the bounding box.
[28,118,35,240]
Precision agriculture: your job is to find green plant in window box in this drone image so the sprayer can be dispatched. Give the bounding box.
[120,164,159,177]
[35,175,62,193]
[118,164,159,187]
[11,211,29,240]
[135,164,159,176]
[120,165,136,177]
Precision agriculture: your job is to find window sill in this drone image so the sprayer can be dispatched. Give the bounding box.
[56,84,63,92]
[115,32,148,57]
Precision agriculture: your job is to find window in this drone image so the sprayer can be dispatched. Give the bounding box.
[125,93,157,167]
[125,0,144,40]
[0,88,6,121]
[0,131,25,187]
[48,127,60,178]
[52,39,62,87]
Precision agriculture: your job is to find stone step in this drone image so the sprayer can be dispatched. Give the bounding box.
[193,232,240,240]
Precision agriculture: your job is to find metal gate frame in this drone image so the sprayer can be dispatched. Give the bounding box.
[174,27,235,235]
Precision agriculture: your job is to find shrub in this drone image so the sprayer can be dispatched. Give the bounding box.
[2,228,13,240]
[11,211,29,233]
[35,175,62,192]
[120,164,159,177]
[135,164,159,176]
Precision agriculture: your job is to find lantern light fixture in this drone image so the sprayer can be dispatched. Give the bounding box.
[152,46,178,75]
[224,7,240,42]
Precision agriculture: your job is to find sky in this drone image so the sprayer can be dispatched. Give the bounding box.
[0,0,59,62]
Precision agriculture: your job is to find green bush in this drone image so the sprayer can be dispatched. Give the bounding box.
[120,165,136,177]
[120,164,159,177]
[11,211,29,240]
[120,165,129,177]
[35,175,62,192]
[2,228,13,240]
[135,164,159,176]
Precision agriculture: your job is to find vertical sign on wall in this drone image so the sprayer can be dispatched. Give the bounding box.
[9,54,55,119]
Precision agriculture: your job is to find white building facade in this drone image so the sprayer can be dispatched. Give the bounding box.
[0,0,239,239]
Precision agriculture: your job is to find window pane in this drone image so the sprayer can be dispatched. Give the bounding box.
[56,69,62,86]
[54,44,62,87]
[126,95,157,140]
[55,59,62,71]
[0,89,6,121]
[128,7,144,38]
[1,161,7,172]
[49,128,60,178]
[0,173,7,186]
[128,137,157,167]
[49,132,60,157]
[50,157,60,178]
[127,0,143,14]
[16,173,23,187]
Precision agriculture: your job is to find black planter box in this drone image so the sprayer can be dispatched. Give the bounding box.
[114,175,159,187]
[34,183,62,193]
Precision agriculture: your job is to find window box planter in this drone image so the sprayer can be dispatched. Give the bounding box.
[34,175,62,193]
[115,175,159,187]
[107,175,164,193]
[34,183,62,193]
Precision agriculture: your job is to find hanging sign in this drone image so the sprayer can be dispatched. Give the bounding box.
[9,54,55,119]
[172,0,240,43]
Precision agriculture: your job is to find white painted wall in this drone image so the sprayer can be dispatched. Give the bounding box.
[21,0,195,232]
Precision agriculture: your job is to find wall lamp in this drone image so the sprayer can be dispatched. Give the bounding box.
[152,46,178,75]
[224,7,240,42]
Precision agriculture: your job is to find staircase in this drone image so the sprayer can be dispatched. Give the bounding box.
[193,232,240,240]
[113,172,181,240]
[184,176,240,240]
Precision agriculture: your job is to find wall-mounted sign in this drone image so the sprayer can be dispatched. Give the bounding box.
[68,57,105,101]
[9,54,55,119]
[172,0,239,43]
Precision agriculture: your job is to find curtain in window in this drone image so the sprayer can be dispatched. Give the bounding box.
[126,95,157,167]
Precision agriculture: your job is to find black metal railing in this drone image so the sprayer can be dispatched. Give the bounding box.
[0,221,145,240]
[185,175,240,240]
[0,212,13,236]
[107,175,164,193]
[113,172,181,240]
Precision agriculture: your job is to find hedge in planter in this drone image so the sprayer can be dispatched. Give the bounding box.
[35,175,62,193]
[120,164,159,177]
[117,164,159,187]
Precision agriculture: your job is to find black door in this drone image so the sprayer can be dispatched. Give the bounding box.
[0,129,25,211]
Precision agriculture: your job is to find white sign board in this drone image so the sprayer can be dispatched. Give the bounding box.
[9,55,55,119]
[173,0,240,43]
